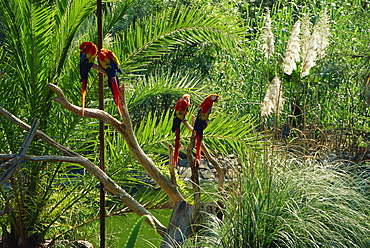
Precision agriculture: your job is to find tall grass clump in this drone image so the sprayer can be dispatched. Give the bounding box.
[215,155,370,248]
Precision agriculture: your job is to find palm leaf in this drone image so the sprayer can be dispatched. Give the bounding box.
[103,0,136,36]
[125,69,204,111]
[203,111,262,156]
[111,6,244,74]
[54,0,96,78]
[125,215,149,248]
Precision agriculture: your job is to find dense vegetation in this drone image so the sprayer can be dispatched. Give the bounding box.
[0,0,369,247]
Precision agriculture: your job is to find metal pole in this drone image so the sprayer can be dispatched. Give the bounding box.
[97,1,105,247]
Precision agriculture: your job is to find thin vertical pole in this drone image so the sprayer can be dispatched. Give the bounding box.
[97,1,105,248]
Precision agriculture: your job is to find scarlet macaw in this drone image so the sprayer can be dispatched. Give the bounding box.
[193,94,219,166]
[172,94,191,167]
[97,48,123,117]
[79,42,98,116]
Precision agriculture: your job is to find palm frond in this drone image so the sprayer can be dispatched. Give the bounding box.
[203,112,262,156]
[54,0,96,78]
[0,0,55,121]
[103,0,136,35]
[125,69,204,110]
[112,6,244,74]
[132,108,261,160]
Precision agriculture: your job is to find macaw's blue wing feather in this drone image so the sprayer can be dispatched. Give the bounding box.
[193,118,207,137]
[107,75,120,92]
[109,60,122,74]
[80,53,91,80]
[172,117,182,133]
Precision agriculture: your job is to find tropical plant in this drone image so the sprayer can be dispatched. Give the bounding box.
[1,0,369,247]
[223,156,370,248]
[183,152,370,248]
[0,0,251,247]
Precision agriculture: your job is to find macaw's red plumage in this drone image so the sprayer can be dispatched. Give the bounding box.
[172,94,191,167]
[79,42,98,116]
[97,48,123,117]
[193,94,219,166]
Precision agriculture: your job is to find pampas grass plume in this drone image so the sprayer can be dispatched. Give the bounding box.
[300,12,330,77]
[282,20,301,75]
[261,76,285,116]
[313,11,331,59]
[262,8,275,59]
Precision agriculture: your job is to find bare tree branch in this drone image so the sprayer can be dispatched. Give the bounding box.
[0,106,167,236]
[0,154,89,163]
[182,119,225,191]
[47,83,184,203]
[0,119,39,187]
[0,195,14,217]
[92,64,107,76]
[0,107,77,156]
[186,132,201,226]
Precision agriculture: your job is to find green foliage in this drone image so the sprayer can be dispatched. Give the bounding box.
[0,0,369,247]
[125,215,149,248]
[195,155,370,248]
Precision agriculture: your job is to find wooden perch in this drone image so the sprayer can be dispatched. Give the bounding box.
[0,106,166,236]
[92,63,107,76]
[0,118,39,187]
[47,83,184,203]
[161,201,194,248]
[182,119,226,192]
[186,132,201,226]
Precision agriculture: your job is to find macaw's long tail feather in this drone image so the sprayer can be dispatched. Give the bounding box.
[116,97,123,118]
[109,77,123,117]
[195,132,202,166]
[81,78,87,116]
[174,128,180,167]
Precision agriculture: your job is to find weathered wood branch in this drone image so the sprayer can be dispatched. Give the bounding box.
[47,83,184,203]
[0,119,39,187]
[161,201,194,248]
[0,106,166,236]
[186,133,201,227]
[0,154,85,163]
[0,107,77,156]
[92,63,107,76]
[183,119,226,191]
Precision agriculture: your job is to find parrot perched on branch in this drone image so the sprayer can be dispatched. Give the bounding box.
[79,41,98,116]
[98,48,123,117]
[172,94,191,167]
[193,94,219,166]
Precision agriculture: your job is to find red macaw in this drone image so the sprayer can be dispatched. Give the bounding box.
[97,48,123,117]
[193,94,219,166]
[79,42,98,116]
[172,94,191,167]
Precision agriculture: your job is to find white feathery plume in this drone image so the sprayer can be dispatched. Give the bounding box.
[300,15,313,57]
[261,76,285,116]
[262,8,275,59]
[313,11,331,59]
[282,20,301,75]
[300,15,317,78]
[300,12,331,77]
